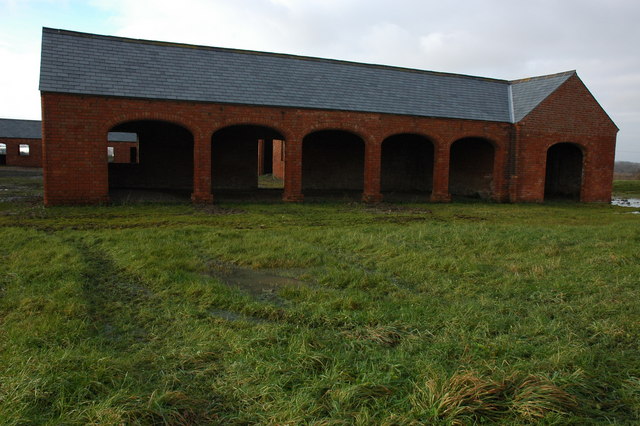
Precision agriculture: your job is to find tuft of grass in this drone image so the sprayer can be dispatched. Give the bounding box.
[412,370,577,423]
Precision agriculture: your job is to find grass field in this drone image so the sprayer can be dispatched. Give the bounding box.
[1,172,639,424]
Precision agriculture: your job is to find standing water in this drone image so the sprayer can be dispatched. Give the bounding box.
[611,198,640,214]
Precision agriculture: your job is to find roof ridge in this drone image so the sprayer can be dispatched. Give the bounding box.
[0,118,41,123]
[42,27,511,85]
[509,70,576,85]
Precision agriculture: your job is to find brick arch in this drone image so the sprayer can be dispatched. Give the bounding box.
[445,134,504,150]
[380,130,442,146]
[544,140,586,154]
[300,126,369,144]
[103,114,198,139]
[209,122,290,142]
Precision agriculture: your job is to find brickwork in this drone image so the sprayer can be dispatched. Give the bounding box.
[109,142,138,164]
[0,138,43,167]
[513,75,618,202]
[272,140,285,180]
[41,72,617,206]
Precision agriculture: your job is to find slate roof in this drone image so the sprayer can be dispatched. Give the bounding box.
[108,132,138,142]
[39,28,575,124]
[0,119,137,142]
[510,72,574,122]
[0,119,42,139]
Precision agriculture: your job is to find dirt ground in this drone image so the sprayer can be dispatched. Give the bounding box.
[0,166,43,202]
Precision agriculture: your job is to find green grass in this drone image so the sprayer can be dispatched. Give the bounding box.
[1,174,639,423]
[613,179,640,198]
[258,173,284,189]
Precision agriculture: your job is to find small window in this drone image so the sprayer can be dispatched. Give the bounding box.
[0,143,6,155]
[19,144,30,156]
[107,146,115,162]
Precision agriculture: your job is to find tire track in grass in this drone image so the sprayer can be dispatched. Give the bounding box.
[65,236,155,348]
[59,236,225,424]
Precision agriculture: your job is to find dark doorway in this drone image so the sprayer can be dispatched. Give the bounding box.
[129,147,138,164]
[449,137,495,199]
[381,134,434,199]
[108,120,193,202]
[544,143,583,200]
[302,130,364,198]
[212,125,284,198]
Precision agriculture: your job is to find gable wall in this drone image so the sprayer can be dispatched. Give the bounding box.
[513,75,617,202]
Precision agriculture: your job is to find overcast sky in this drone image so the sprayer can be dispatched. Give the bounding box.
[1,0,639,161]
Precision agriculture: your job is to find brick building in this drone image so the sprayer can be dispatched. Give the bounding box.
[0,119,43,167]
[39,28,617,206]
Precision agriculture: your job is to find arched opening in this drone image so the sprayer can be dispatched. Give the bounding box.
[381,134,434,200]
[544,143,583,200]
[108,120,193,202]
[211,125,285,199]
[302,130,364,198]
[449,137,495,199]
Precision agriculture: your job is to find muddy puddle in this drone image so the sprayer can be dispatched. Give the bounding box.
[611,198,640,214]
[206,260,311,307]
[205,261,314,322]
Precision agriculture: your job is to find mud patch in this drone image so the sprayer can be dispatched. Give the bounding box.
[205,260,312,306]
[363,203,432,215]
[196,205,246,215]
[109,189,191,204]
[453,214,487,221]
[209,309,265,323]
[0,167,43,203]
[373,215,428,224]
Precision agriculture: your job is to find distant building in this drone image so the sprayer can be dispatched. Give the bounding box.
[0,119,42,167]
[39,28,617,205]
[0,118,137,169]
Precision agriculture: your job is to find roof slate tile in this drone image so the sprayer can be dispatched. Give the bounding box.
[39,28,573,123]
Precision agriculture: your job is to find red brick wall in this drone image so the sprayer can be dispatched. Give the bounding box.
[257,139,265,176]
[41,79,616,205]
[109,142,138,163]
[513,75,618,202]
[272,139,284,180]
[0,138,43,167]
